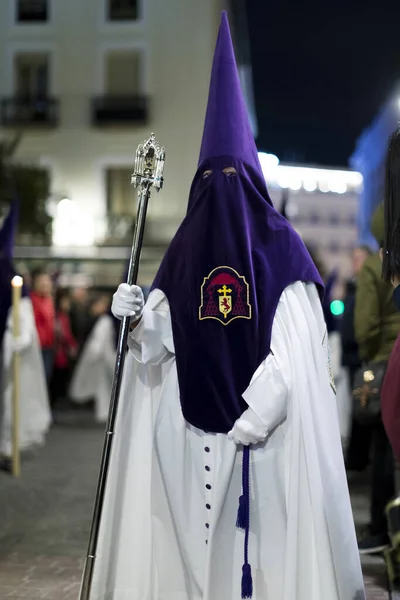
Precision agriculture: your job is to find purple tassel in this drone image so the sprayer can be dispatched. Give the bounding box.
[236,494,248,530]
[241,563,253,599]
[239,447,252,598]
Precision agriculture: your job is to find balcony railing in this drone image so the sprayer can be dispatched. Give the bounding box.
[1,97,59,127]
[17,0,48,22]
[103,213,135,244]
[92,96,148,126]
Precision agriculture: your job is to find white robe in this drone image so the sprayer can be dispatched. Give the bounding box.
[1,297,51,456]
[69,315,116,423]
[88,282,365,600]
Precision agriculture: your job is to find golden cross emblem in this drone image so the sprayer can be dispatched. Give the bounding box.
[218,285,232,297]
[217,285,233,319]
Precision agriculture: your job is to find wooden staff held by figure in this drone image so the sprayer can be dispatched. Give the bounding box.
[79,134,166,600]
[11,275,23,477]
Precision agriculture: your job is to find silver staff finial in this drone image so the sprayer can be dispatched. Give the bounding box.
[132,133,166,192]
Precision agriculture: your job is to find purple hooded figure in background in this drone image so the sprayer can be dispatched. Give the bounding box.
[93,12,365,600]
[0,201,51,470]
[0,201,28,347]
[0,202,20,452]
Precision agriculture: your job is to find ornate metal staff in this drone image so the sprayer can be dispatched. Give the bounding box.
[79,134,165,600]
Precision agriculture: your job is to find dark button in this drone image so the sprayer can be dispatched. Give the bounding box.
[205,523,209,529]
[204,447,210,453]
[205,540,208,544]
[206,503,211,510]
[205,466,210,472]
[206,484,211,490]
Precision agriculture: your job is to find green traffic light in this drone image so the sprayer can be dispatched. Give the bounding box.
[330,300,344,316]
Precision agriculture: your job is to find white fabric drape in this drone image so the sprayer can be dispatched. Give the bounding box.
[1,297,51,456]
[69,315,116,423]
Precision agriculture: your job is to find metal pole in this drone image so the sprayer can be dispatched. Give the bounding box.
[79,134,165,600]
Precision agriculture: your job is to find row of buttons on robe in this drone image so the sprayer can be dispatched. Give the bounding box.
[205,446,211,545]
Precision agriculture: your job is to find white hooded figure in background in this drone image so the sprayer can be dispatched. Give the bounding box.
[1,295,51,457]
[69,297,117,423]
[329,329,352,451]
[86,13,365,600]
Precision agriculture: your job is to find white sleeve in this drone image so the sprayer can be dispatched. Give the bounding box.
[3,299,34,368]
[242,294,291,431]
[128,289,174,366]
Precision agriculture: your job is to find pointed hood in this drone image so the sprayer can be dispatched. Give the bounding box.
[0,200,19,260]
[0,200,25,346]
[198,12,262,175]
[152,8,322,437]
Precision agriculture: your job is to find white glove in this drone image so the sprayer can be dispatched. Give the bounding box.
[11,336,30,354]
[111,284,144,322]
[228,407,269,446]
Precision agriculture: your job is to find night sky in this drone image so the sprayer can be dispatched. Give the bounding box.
[247,0,400,167]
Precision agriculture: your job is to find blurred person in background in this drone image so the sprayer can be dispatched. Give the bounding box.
[342,246,372,472]
[50,288,77,409]
[380,127,400,469]
[0,204,51,470]
[355,202,400,554]
[383,127,400,305]
[324,270,353,452]
[69,294,117,423]
[69,286,91,348]
[30,268,55,386]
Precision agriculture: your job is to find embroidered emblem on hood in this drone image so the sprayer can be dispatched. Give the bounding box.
[199,266,251,325]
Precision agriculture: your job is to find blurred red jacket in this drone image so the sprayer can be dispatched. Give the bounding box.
[381,333,400,461]
[54,311,77,369]
[30,291,55,349]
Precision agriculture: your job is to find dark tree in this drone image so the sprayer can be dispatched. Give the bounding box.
[0,135,52,244]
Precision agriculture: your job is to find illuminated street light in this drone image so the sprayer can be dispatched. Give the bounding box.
[303,180,317,192]
[319,181,329,193]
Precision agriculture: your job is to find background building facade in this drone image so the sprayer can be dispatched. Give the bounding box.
[0,0,231,285]
[0,1,360,297]
[259,156,362,297]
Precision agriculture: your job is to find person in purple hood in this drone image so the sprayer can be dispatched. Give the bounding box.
[87,13,365,600]
[0,202,51,469]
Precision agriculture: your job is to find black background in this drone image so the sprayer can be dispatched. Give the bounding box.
[247,0,400,165]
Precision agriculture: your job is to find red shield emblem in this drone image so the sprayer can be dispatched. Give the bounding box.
[199,266,252,325]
